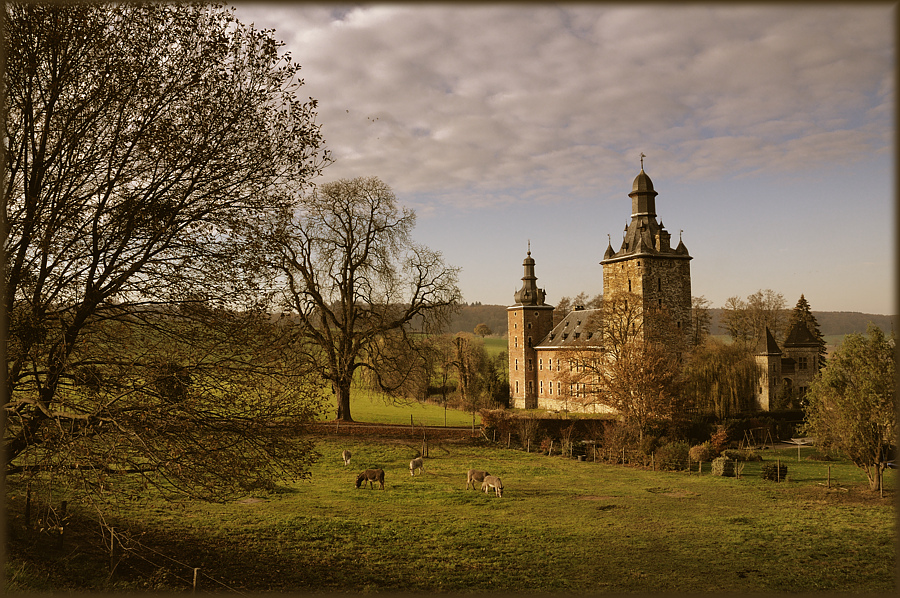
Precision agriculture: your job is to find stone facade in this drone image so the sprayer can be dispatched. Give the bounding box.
[507,250,555,409]
[507,168,692,412]
[755,322,823,410]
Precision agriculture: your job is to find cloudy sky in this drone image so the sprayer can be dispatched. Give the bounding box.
[233,3,894,315]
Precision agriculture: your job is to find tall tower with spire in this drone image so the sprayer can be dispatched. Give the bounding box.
[600,166,692,349]
[507,247,554,409]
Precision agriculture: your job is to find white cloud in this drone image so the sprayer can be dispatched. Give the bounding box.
[232,3,894,314]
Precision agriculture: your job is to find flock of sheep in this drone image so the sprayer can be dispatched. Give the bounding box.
[341,450,504,497]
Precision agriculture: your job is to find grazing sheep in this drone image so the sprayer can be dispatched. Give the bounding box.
[341,450,351,466]
[409,457,425,476]
[465,469,490,490]
[481,475,503,497]
[356,468,385,490]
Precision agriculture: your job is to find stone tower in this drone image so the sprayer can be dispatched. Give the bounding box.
[600,168,692,349]
[507,248,554,409]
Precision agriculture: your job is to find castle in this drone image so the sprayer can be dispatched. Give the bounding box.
[507,166,819,413]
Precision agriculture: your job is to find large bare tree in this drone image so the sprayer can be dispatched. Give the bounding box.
[274,176,461,422]
[3,3,328,503]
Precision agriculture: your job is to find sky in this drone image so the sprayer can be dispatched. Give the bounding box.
[233,3,895,315]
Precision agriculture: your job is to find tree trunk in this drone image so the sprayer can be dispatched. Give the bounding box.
[336,380,353,422]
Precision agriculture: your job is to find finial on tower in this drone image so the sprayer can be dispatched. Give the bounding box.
[527,239,531,255]
[640,152,646,170]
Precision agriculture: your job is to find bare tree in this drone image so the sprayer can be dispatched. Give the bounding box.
[555,294,685,434]
[274,176,461,422]
[691,295,712,346]
[721,289,787,345]
[3,3,328,501]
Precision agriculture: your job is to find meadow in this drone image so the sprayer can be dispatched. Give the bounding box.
[6,410,896,594]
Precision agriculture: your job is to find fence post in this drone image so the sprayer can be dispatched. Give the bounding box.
[193,568,200,593]
[827,465,831,488]
[777,459,781,482]
[651,453,655,471]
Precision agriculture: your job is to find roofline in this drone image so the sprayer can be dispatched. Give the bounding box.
[507,304,555,311]
[601,253,692,265]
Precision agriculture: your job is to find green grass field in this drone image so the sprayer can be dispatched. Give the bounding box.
[7,433,895,594]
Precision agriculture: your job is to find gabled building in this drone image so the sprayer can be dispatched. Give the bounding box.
[754,321,823,410]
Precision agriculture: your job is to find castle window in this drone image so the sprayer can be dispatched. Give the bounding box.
[516,381,519,394]
[587,331,593,339]
[628,279,631,292]
[527,322,532,329]
[658,278,662,291]
[539,359,543,370]
[549,359,553,370]
[658,299,662,308]
[514,337,518,348]
[798,356,809,370]
[540,380,544,394]
[527,336,532,347]
[528,359,533,371]
[515,359,518,371]
[549,381,553,395]
[575,332,581,338]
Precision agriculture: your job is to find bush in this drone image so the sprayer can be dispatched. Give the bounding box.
[709,427,729,454]
[711,457,735,477]
[761,462,788,482]
[722,449,762,462]
[689,441,714,463]
[655,441,690,471]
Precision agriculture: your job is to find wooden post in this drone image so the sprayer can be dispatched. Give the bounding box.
[827,465,831,488]
[507,432,511,448]
[109,528,115,573]
[548,440,553,456]
[777,459,781,482]
[193,568,200,593]
[651,453,655,471]
[527,438,530,453]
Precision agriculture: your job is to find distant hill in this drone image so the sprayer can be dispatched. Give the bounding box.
[708,309,896,337]
[450,303,895,338]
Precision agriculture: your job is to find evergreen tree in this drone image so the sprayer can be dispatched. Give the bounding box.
[787,295,827,369]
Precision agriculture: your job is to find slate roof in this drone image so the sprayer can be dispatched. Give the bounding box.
[535,308,604,349]
[755,327,783,355]
[784,320,821,347]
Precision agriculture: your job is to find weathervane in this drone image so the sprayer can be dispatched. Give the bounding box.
[640,152,646,170]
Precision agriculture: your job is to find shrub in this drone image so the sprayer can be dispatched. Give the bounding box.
[709,427,729,454]
[722,449,762,462]
[761,462,788,482]
[689,441,714,463]
[655,441,690,471]
[711,457,735,477]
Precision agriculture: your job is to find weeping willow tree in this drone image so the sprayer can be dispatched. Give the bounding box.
[682,339,761,417]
